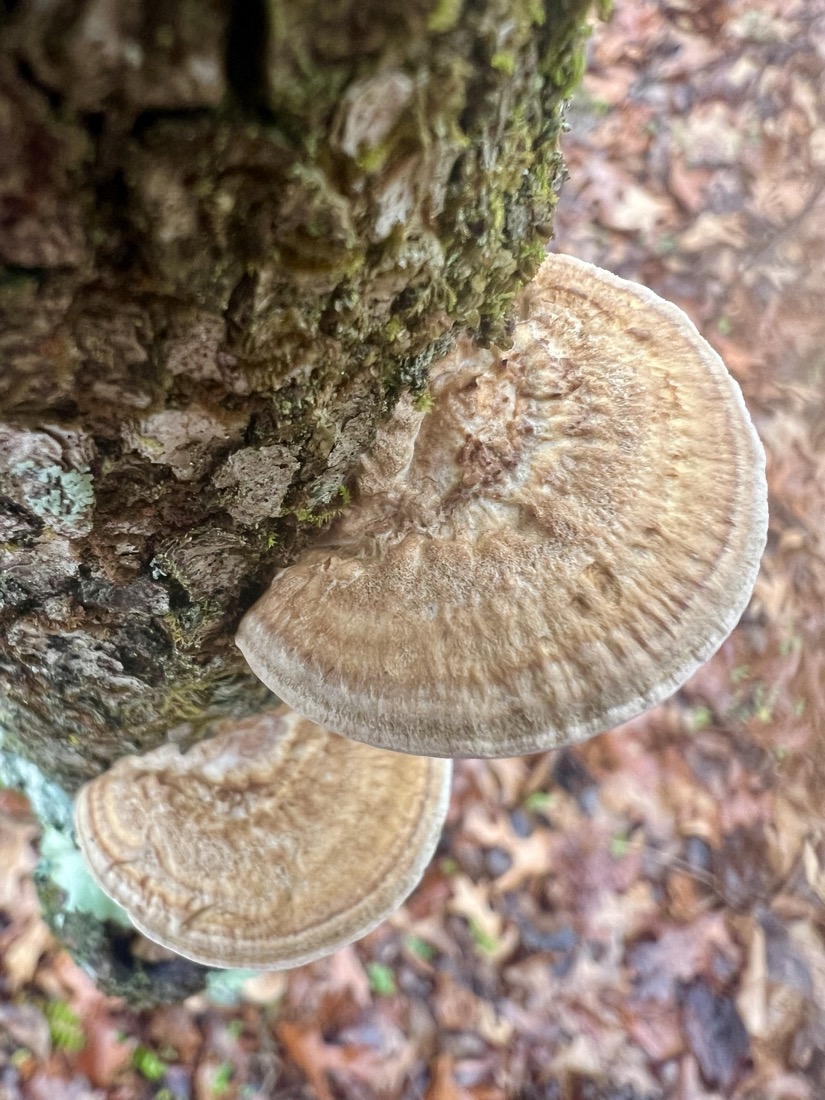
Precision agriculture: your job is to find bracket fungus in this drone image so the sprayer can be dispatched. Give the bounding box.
[237,253,768,759]
[73,706,451,969]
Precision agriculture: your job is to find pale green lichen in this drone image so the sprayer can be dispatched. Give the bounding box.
[205,969,261,1005]
[0,736,131,938]
[0,730,74,831]
[11,462,95,529]
[38,825,132,929]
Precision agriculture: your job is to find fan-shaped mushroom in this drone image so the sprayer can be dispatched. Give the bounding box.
[237,254,768,758]
[73,706,451,969]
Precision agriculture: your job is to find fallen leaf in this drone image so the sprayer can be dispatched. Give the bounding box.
[72,1006,134,1088]
[433,972,512,1045]
[629,913,740,1002]
[736,919,768,1038]
[275,1021,336,1100]
[678,211,749,251]
[683,980,750,1091]
[424,1053,463,1100]
[0,1002,51,1060]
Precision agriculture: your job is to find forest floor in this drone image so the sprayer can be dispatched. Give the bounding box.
[2,0,825,1097]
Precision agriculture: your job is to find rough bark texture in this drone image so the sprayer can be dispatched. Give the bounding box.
[0,0,593,999]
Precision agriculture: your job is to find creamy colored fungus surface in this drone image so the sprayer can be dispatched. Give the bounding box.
[237,254,768,758]
[73,707,451,968]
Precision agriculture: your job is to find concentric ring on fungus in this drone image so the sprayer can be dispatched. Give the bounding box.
[73,706,451,969]
[237,254,768,758]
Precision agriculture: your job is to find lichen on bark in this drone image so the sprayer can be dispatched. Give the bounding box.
[1,0,594,998]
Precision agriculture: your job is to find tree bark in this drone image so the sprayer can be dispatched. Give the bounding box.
[1,0,593,1000]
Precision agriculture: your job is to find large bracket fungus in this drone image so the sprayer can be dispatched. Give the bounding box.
[73,254,768,973]
[73,706,451,969]
[237,254,768,759]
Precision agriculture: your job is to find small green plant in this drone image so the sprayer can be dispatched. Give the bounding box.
[688,705,713,732]
[404,934,436,962]
[752,683,778,723]
[610,831,630,859]
[413,388,434,413]
[468,918,498,956]
[366,961,397,996]
[523,790,554,813]
[132,1045,168,1082]
[226,1018,245,1040]
[293,485,351,528]
[779,632,803,657]
[211,1062,234,1096]
[45,1000,86,1053]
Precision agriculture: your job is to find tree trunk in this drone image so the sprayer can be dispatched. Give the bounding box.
[1,0,593,1000]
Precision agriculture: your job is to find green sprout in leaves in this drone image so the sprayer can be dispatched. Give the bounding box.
[779,632,803,657]
[610,831,630,859]
[752,683,778,723]
[211,1063,234,1096]
[45,1000,86,1053]
[523,790,554,814]
[404,934,436,962]
[132,1045,168,1082]
[688,705,713,732]
[226,1018,245,1040]
[366,961,397,996]
[468,918,498,956]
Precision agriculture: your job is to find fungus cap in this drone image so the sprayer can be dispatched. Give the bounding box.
[237,253,768,758]
[73,706,451,969]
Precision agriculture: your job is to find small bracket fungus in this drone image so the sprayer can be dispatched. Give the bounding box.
[237,254,768,758]
[73,707,451,969]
